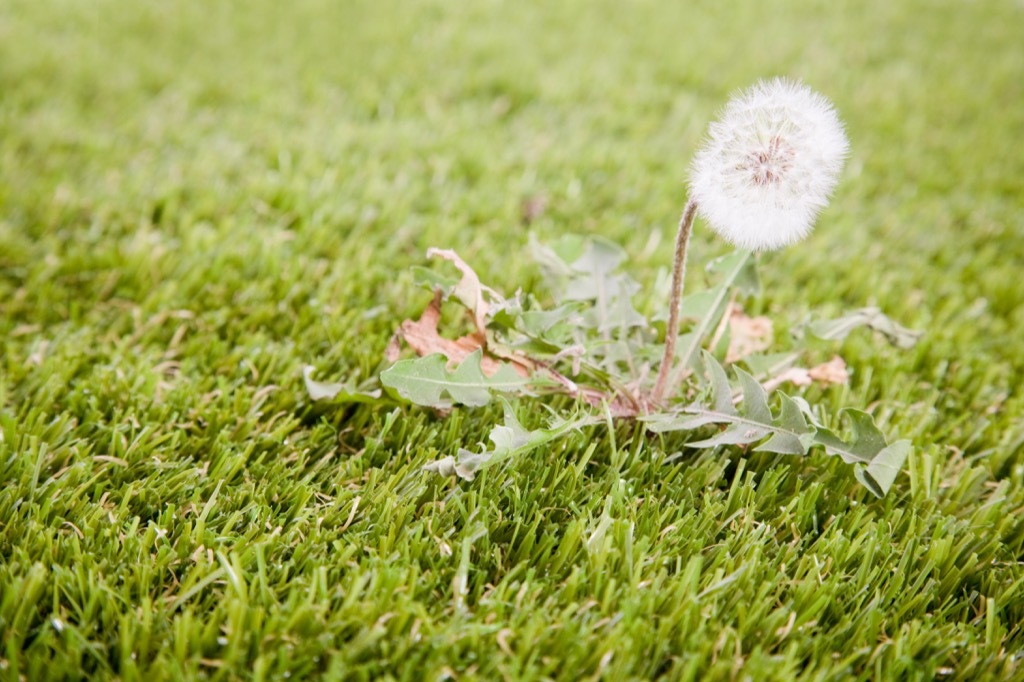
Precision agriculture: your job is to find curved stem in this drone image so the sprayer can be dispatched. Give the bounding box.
[651,198,697,406]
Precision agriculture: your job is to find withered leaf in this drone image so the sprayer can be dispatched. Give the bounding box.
[725,306,774,363]
[392,291,530,378]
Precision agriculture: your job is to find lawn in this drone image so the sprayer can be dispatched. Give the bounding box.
[2,0,1023,679]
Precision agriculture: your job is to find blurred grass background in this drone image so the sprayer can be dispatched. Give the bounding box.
[1,0,1023,679]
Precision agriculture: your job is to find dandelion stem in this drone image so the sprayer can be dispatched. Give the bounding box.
[651,198,698,406]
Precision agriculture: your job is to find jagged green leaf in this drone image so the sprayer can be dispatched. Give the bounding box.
[531,232,588,276]
[854,440,912,498]
[705,351,738,415]
[684,359,770,447]
[423,399,595,480]
[380,350,529,408]
[566,237,627,277]
[754,393,813,455]
[811,409,909,496]
[532,234,646,334]
[735,367,771,423]
[808,307,922,349]
[646,379,809,452]
[811,409,889,464]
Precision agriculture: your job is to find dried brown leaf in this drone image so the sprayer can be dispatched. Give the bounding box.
[726,306,774,363]
[763,355,849,392]
[763,367,814,392]
[808,355,849,385]
[426,248,499,333]
[391,291,531,378]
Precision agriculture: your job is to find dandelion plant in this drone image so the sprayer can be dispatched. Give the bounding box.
[305,78,919,497]
[654,78,850,403]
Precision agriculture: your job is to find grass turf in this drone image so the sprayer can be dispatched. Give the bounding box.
[2,0,1023,679]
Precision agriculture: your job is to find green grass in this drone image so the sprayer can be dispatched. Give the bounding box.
[2,0,1023,679]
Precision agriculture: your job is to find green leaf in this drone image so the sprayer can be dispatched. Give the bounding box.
[677,290,721,320]
[811,409,889,464]
[812,409,909,496]
[649,353,805,449]
[533,234,646,333]
[754,394,813,455]
[735,367,771,423]
[670,251,753,384]
[302,366,382,403]
[647,354,910,495]
[705,350,738,415]
[581,285,647,332]
[411,266,459,296]
[530,233,587,277]
[706,250,760,296]
[423,399,595,480]
[808,307,921,349]
[686,422,772,448]
[569,237,627,276]
[380,350,529,408]
[743,352,800,378]
[518,303,585,337]
[854,440,912,498]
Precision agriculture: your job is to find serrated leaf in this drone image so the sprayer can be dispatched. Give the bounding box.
[754,394,811,455]
[811,409,888,464]
[380,350,529,408]
[580,285,647,332]
[423,399,594,480]
[681,354,792,448]
[704,351,738,415]
[547,233,589,268]
[649,350,906,495]
[536,236,647,337]
[678,356,810,454]
[854,440,911,498]
[563,264,639,303]
[568,237,627,276]
[302,366,382,403]
[808,307,921,349]
[735,367,771,423]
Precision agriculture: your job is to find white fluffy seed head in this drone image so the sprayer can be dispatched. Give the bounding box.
[689,78,849,251]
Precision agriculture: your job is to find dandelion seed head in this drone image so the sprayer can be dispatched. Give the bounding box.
[689,78,849,251]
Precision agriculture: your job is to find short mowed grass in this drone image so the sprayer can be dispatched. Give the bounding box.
[2,0,1023,679]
